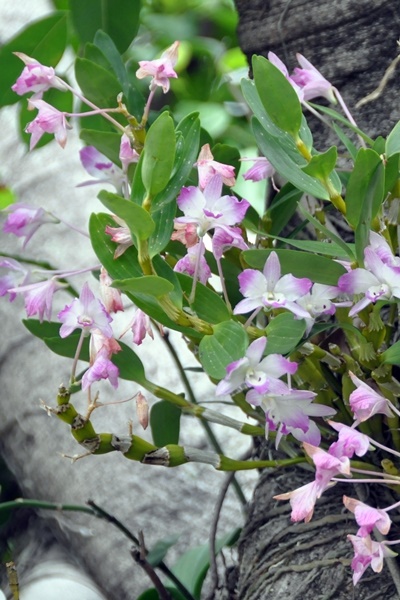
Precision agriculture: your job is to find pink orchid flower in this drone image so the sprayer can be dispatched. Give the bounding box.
[274,442,349,522]
[211,226,248,261]
[99,267,124,314]
[81,329,121,390]
[26,99,71,150]
[343,496,392,537]
[291,53,336,104]
[327,421,370,458]
[175,174,249,238]
[348,372,395,425]
[130,309,154,346]
[216,336,297,396]
[233,251,312,320]
[246,382,335,448]
[174,242,211,285]
[338,247,400,316]
[241,157,276,182]
[12,52,65,99]
[105,216,134,258]
[136,41,180,93]
[347,534,397,585]
[78,146,125,190]
[0,258,30,301]
[119,133,139,171]
[58,282,113,338]
[195,144,236,189]
[8,278,65,322]
[3,203,58,247]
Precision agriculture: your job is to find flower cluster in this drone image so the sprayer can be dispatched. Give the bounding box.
[5,38,400,593]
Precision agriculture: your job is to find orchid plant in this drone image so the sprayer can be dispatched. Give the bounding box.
[2,8,400,596]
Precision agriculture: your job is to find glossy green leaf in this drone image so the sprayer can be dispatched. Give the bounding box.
[142,111,176,198]
[98,190,155,242]
[152,255,183,309]
[345,148,383,229]
[242,248,346,285]
[75,57,122,108]
[148,113,200,256]
[381,341,400,365]
[89,212,142,280]
[265,313,306,355]
[146,534,180,567]
[354,159,385,265]
[0,186,16,209]
[136,588,185,600]
[386,120,400,158]
[252,55,302,137]
[79,129,122,165]
[267,183,303,235]
[23,319,89,360]
[172,528,240,599]
[177,274,231,324]
[242,79,307,164]
[94,31,129,93]
[199,321,248,379]
[297,205,356,261]
[252,118,330,200]
[151,400,181,446]
[272,237,354,260]
[0,13,68,107]
[332,123,357,160]
[69,0,141,53]
[112,276,174,297]
[302,146,337,180]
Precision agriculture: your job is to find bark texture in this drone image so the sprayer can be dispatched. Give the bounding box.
[234,0,400,143]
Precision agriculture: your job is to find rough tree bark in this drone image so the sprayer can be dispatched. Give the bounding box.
[232,1,400,598]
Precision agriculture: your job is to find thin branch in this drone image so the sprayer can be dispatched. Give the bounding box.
[130,530,172,600]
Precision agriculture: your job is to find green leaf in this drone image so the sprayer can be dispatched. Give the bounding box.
[151,401,181,446]
[272,237,354,260]
[242,248,346,285]
[136,588,186,600]
[0,13,68,107]
[267,183,303,236]
[386,120,400,158]
[302,146,338,180]
[381,341,400,365]
[89,212,142,280]
[94,31,129,93]
[265,313,306,355]
[252,55,302,137]
[112,276,174,297]
[69,0,141,54]
[172,529,240,599]
[142,112,176,198]
[297,205,356,261]
[79,129,122,165]
[346,148,383,229]
[148,112,200,256]
[98,190,155,242]
[177,274,231,324]
[75,57,122,108]
[0,186,16,209]
[252,118,330,200]
[332,123,357,160]
[199,321,248,379]
[354,159,385,265]
[146,534,180,567]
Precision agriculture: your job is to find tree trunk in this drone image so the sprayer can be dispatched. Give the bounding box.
[234,0,400,142]
[232,2,400,597]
